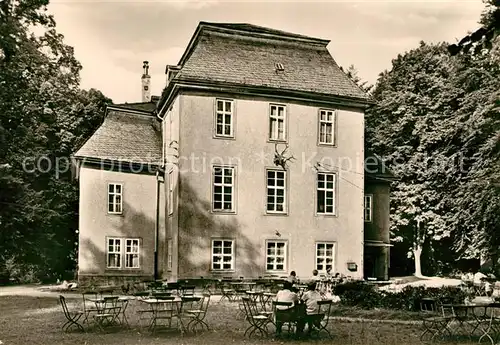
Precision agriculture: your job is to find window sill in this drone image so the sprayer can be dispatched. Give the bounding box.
[317,143,337,148]
[265,270,287,275]
[315,213,338,218]
[104,268,143,273]
[213,135,236,141]
[267,139,288,144]
[211,210,237,215]
[264,212,288,216]
[107,212,124,216]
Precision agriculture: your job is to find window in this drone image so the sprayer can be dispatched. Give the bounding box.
[317,173,336,215]
[215,99,234,137]
[108,183,122,214]
[269,104,286,141]
[107,238,121,268]
[211,239,234,271]
[266,170,287,213]
[125,239,140,268]
[364,194,373,222]
[316,242,335,272]
[318,109,335,145]
[106,237,140,269]
[167,239,173,271]
[168,171,174,215]
[212,166,235,212]
[266,241,287,271]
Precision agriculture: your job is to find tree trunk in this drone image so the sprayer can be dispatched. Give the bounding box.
[414,219,424,278]
[414,244,423,277]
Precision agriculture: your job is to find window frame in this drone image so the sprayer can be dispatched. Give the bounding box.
[316,172,337,216]
[211,165,237,213]
[265,240,288,272]
[211,239,235,271]
[107,238,122,269]
[214,98,235,139]
[364,194,373,223]
[168,171,174,216]
[315,242,336,273]
[268,104,287,142]
[317,109,337,146]
[106,237,141,270]
[265,169,288,214]
[124,238,140,269]
[107,183,123,214]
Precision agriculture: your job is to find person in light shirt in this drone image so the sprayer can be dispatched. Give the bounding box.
[275,281,298,310]
[302,281,324,334]
[275,281,305,334]
[302,281,322,315]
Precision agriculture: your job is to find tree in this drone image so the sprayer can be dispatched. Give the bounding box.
[366,42,466,276]
[341,64,373,94]
[0,0,111,282]
[448,0,500,55]
[367,32,500,276]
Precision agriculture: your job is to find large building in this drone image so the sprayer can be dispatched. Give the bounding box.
[74,22,393,286]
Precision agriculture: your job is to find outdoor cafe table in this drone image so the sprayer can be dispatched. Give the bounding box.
[441,302,500,344]
[85,296,127,329]
[139,296,202,333]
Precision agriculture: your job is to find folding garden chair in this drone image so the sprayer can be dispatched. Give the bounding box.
[273,301,297,335]
[59,295,84,332]
[184,293,211,332]
[242,297,272,338]
[218,279,236,302]
[81,290,99,324]
[307,299,333,338]
[419,298,453,342]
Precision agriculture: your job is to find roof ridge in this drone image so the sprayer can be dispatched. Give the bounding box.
[199,21,329,44]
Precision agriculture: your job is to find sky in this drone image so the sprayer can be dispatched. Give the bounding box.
[47,0,486,104]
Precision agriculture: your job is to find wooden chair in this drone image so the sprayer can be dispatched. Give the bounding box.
[59,295,84,332]
[81,290,99,324]
[419,298,453,342]
[242,297,272,337]
[184,294,211,332]
[307,300,333,338]
[272,301,297,335]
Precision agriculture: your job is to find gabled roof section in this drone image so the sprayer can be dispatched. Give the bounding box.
[110,101,157,113]
[365,152,396,182]
[74,110,162,165]
[170,22,370,104]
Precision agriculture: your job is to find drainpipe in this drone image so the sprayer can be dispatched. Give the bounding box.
[154,168,164,280]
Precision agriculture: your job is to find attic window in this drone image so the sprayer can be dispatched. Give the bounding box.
[275,63,284,72]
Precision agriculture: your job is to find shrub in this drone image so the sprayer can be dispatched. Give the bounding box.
[332,280,383,309]
[333,281,468,312]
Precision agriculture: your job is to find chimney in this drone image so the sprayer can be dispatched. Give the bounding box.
[141,61,151,102]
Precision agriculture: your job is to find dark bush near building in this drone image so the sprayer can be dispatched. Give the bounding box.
[333,281,468,311]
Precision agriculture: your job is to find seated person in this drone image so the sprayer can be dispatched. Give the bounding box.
[311,269,322,282]
[287,271,298,284]
[302,282,324,333]
[275,281,305,334]
[325,267,333,280]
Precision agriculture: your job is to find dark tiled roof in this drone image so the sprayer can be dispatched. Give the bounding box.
[175,30,370,101]
[111,101,157,113]
[75,110,162,164]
